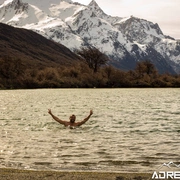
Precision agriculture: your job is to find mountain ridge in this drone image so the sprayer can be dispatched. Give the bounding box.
[0,0,180,74]
[1,22,180,89]
[0,22,80,68]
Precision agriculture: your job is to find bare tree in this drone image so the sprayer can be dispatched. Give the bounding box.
[76,47,109,73]
[135,60,158,78]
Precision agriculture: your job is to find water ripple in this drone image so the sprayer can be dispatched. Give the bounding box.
[0,88,179,172]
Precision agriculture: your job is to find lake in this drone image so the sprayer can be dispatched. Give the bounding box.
[0,88,179,173]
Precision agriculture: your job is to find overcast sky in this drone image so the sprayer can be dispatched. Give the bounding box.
[0,0,179,39]
[75,0,180,39]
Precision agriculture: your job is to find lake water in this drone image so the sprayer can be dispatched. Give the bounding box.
[0,88,179,173]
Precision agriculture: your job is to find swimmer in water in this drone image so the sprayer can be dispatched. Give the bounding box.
[48,109,93,128]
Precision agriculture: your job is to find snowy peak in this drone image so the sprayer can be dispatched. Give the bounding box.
[0,0,28,23]
[115,16,165,43]
[87,0,123,27]
[1,0,24,8]
[0,0,179,74]
[88,0,105,17]
[23,0,73,10]
[24,0,73,6]
[1,0,19,6]
[88,0,101,11]
[1,0,26,9]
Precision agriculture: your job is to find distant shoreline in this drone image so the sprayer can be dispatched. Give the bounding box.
[0,168,152,180]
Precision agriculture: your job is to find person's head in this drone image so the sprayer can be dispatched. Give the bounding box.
[69,114,76,123]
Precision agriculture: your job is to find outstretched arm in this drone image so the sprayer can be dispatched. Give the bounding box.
[48,109,67,126]
[77,110,93,127]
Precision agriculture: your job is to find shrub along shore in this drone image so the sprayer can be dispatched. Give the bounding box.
[1,56,180,89]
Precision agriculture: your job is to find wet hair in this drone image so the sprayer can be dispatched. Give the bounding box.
[69,114,76,123]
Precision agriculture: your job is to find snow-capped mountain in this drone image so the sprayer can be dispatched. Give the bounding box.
[0,0,180,73]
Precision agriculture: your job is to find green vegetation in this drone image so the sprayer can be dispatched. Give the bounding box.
[0,55,180,89]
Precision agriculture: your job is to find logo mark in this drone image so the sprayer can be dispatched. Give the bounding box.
[152,162,180,179]
[159,162,180,169]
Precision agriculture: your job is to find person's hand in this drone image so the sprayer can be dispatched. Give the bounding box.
[90,109,93,115]
[48,109,52,114]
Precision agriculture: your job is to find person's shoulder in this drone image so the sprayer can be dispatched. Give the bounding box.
[63,121,70,126]
[74,122,81,127]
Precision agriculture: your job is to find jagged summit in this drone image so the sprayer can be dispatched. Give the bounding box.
[24,0,72,4]
[88,0,107,17]
[88,0,100,8]
[1,0,24,7]
[115,16,164,43]
[0,0,28,22]
[0,0,179,74]
[0,0,14,6]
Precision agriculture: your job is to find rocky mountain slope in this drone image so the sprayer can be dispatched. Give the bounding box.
[0,0,179,74]
[0,22,80,68]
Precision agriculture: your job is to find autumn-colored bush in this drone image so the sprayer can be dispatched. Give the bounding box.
[0,56,180,89]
